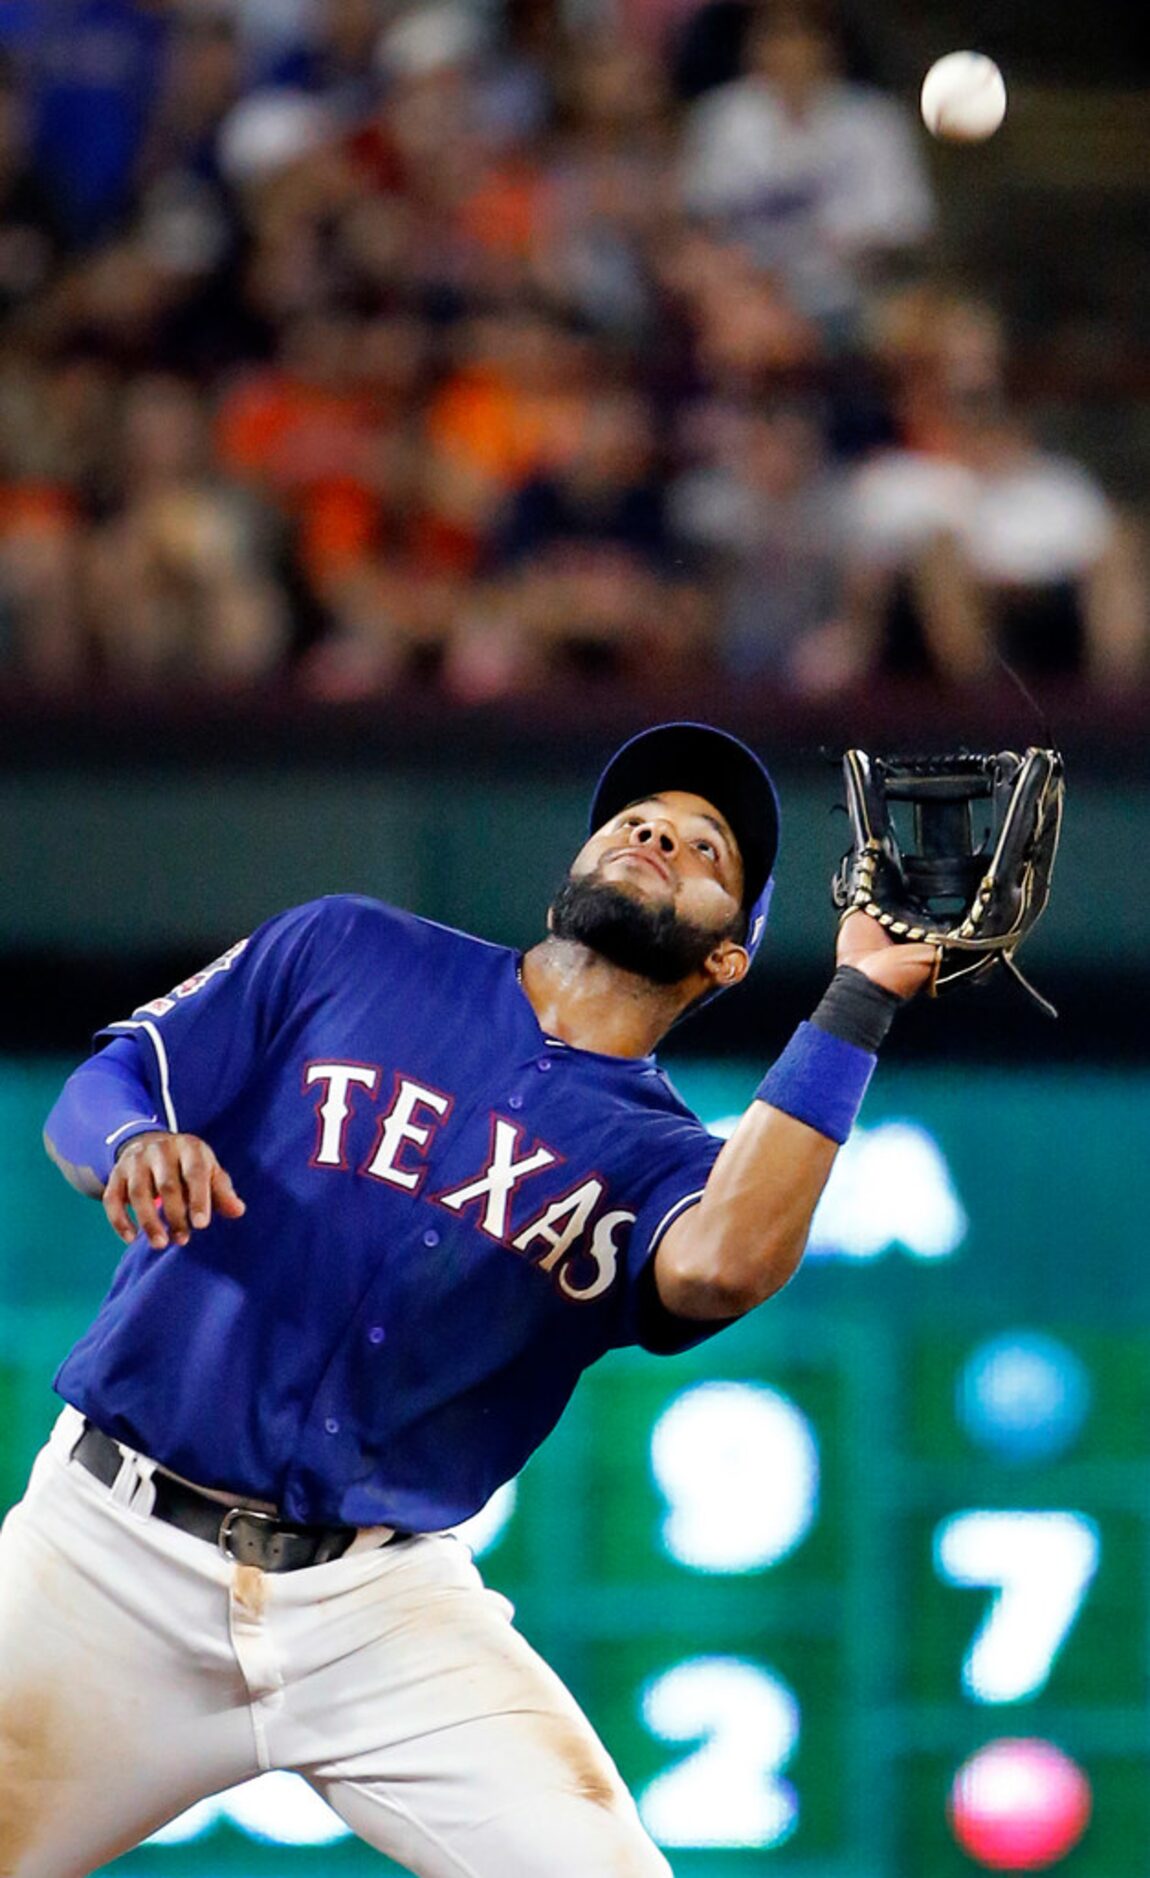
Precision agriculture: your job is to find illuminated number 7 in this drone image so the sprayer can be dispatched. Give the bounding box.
[934,1510,1100,1703]
[639,1657,800,1849]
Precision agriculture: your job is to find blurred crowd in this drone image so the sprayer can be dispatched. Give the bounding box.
[0,0,1146,704]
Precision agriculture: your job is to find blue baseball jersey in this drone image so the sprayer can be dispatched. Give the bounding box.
[55,896,726,1531]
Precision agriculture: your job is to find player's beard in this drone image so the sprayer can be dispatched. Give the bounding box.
[548,873,730,986]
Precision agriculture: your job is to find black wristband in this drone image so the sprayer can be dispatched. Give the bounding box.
[810,965,901,1054]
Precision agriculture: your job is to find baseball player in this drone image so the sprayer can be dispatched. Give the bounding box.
[0,722,936,1877]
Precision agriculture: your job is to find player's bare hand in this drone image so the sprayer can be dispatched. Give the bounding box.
[104,1130,246,1249]
[836,910,940,1001]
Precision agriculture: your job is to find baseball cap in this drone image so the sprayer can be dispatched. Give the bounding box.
[589,722,779,960]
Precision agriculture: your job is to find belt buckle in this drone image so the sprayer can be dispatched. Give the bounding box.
[218,1505,281,1565]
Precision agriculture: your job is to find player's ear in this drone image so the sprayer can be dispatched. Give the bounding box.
[705,939,750,991]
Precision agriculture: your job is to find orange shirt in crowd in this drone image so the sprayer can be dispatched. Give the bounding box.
[0,483,76,538]
[425,368,588,489]
[216,372,381,582]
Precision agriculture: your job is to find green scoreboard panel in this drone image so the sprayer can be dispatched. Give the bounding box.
[2,1060,1150,1877]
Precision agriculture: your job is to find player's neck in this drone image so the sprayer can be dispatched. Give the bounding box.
[518,940,696,1058]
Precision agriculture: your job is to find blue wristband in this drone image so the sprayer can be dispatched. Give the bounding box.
[755,1021,876,1144]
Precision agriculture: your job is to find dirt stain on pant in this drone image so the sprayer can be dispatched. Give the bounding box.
[0,1690,57,1877]
[232,1564,267,1618]
[528,1710,671,1875]
[534,1707,627,1809]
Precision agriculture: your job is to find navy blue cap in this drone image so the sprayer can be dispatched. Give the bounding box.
[589,722,779,960]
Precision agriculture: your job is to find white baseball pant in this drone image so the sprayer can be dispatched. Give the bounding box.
[0,1409,672,1878]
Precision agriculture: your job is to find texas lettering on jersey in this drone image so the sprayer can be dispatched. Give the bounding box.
[304,1060,634,1304]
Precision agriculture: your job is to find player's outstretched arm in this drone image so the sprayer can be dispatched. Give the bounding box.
[104,1131,246,1249]
[654,913,936,1321]
[44,1037,246,1247]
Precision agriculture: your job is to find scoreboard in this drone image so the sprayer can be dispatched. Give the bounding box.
[2,1059,1150,1877]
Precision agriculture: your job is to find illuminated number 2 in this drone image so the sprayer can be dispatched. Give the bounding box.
[639,1657,800,1849]
[935,1510,1100,1702]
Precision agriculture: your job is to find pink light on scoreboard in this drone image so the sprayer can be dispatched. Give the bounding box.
[949,1739,1093,1870]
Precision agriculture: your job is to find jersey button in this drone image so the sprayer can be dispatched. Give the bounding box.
[367,1324,385,1346]
[507,1094,523,1111]
[423,1228,440,1248]
[537,1058,552,1072]
[324,1417,341,1436]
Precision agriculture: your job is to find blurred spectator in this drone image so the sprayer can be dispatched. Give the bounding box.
[0,53,62,318]
[479,0,561,150]
[352,0,593,326]
[339,5,506,311]
[267,0,387,121]
[142,7,244,184]
[217,311,396,584]
[217,308,458,696]
[86,374,287,686]
[0,478,80,689]
[865,281,1008,451]
[656,229,822,399]
[842,404,1149,690]
[0,501,76,676]
[680,0,933,333]
[0,354,82,688]
[447,386,689,697]
[422,310,593,548]
[1,0,173,248]
[532,36,672,340]
[0,346,108,688]
[670,398,846,685]
[0,348,120,492]
[124,9,256,372]
[494,387,668,575]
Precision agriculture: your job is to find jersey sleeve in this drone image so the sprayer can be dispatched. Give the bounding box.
[620,1120,729,1356]
[91,897,356,1139]
[43,1034,161,1194]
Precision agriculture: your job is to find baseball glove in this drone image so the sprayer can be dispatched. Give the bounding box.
[832,748,1065,1015]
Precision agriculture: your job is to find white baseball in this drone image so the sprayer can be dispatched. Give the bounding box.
[920,51,1007,142]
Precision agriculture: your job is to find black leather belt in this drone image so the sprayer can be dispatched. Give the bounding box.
[72,1422,410,1571]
